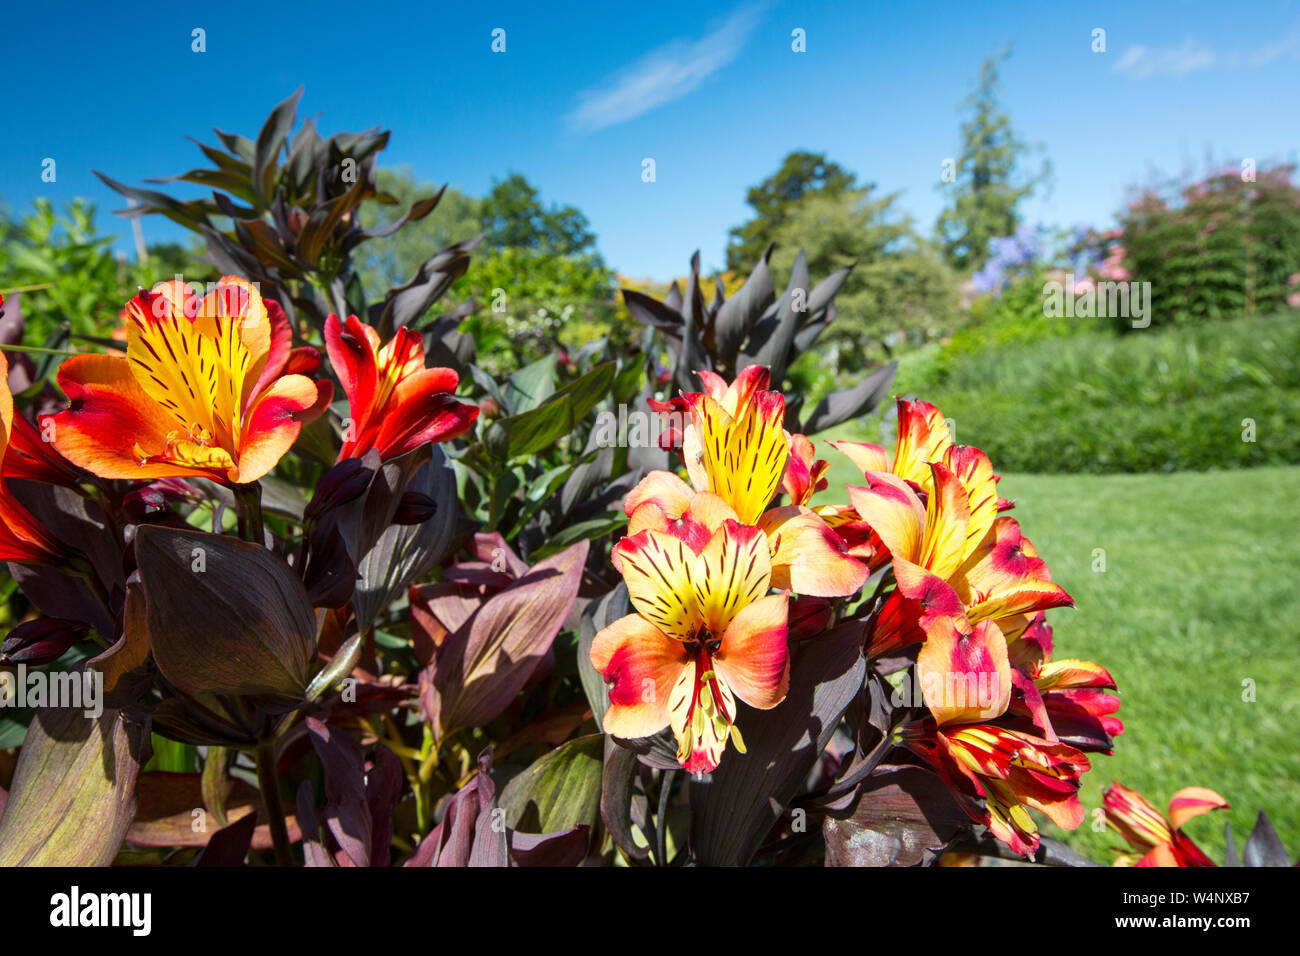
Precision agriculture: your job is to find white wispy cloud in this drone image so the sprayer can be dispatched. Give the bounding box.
[1114,27,1300,78]
[1244,26,1300,66]
[1114,39,1214,77]
[566,5,764,133]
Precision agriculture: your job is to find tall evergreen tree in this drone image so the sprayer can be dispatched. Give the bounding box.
[936,46,1048,271]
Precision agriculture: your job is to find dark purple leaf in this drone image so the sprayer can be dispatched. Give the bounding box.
[689,621,866,866]
[426,541,587,738]
[306,718,372,866]
[134,526,315,701]
[194,812,258,867]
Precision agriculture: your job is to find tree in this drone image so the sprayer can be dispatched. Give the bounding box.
[479,174,598,257]
[768,187,958,359]
[469,174,612,308]
[935,46,1048,271]
[725,151,858,272]
[355,167,482,299]
[464,175,614,370]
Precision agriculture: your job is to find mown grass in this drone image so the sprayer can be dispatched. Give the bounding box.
[818,452,1300,864]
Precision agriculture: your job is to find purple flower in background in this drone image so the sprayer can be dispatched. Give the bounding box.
[975,223,1042,296]
[972,258,1006,294]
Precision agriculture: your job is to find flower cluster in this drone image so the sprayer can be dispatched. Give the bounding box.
[38,278,476,486]
[971,223,1042,295]
[832,399,1121,856]
[592,367,869,773]
[594,374,1122,858]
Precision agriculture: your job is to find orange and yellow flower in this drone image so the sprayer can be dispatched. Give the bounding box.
[1103,782,1228,866]
[624,471,869,599]
[3,408,79,485]
[679,366,788,525]
[325,313,478,462]
[49,277,330,484]
[782,433,828,507]
[845,433,1069,656]
[1007,612,1123,753]
[825,399,1014,571]
[899,618,1091,857]
[630,367,867,600]
[591,518,790,773]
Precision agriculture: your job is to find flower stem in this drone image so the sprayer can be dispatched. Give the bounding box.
[0,343,78,355]
[255,743,293,867]
[234,482,265,543]
[656,770,676,867]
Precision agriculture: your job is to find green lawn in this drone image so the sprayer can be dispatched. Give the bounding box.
[820,448,1300,863]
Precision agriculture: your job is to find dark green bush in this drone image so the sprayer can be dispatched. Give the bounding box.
[1119,166,1300,332]
[890,312,1300,473]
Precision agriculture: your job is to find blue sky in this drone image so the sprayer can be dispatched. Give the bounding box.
[4,0,1298,279]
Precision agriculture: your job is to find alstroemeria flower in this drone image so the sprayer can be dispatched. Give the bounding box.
[0,350,65,563]
[1007,613,1123,753]
[623,471,868,598]
[591,519,790,774]
[827,398,1013,570]
[850,454,1070,656]
[904,717,1091,857]
[325,313,478,462]
[49,278,330,484]
[900,619,1090,857]
[782,433,828,506]
[0,294,78,487]
[830,398,953,496]
[680,366,788,525]
[1103,782,1228,867]
[4,410,79,485]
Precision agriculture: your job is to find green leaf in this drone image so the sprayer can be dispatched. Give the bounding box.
[499,734,604,836]
[530,513,627,560]
[506,461,580,539]
[504,354,559,414]
[0,705,150,866]
[484,361,616,461]
[0,717,28,749]
[577,584,628,730]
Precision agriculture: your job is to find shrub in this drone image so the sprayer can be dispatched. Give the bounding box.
[897,312,1300,473]
[0,199,199,344]
[1118,165,1300,331]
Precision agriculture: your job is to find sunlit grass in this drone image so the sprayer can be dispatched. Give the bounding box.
[819,448,1300,863]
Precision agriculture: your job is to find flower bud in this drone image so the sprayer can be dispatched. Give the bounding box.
[392,491,438,525]
[305,458,374,520]
[0,618,89,666]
